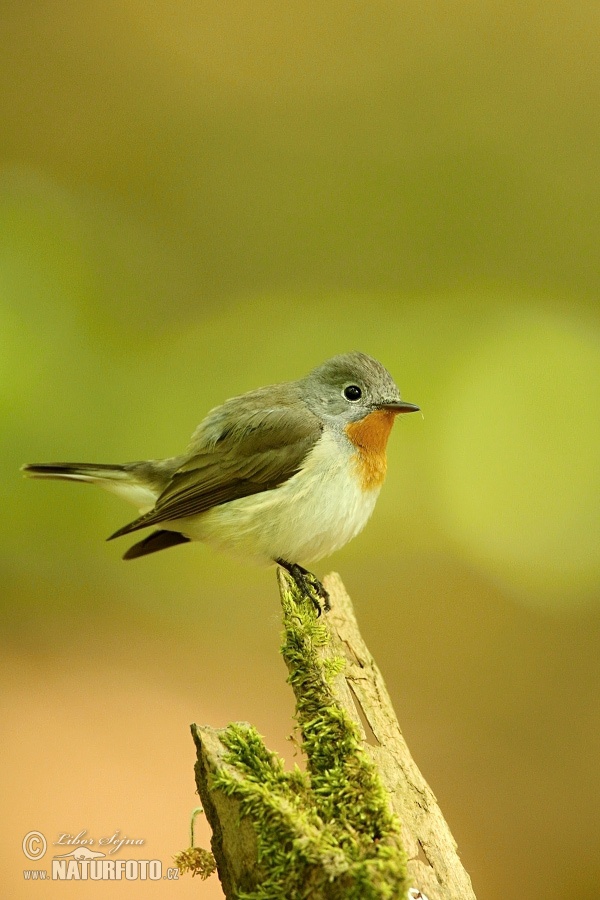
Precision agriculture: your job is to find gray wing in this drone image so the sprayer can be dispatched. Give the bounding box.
[109,394,321,540]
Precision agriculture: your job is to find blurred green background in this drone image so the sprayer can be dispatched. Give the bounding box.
[2,2,599,898]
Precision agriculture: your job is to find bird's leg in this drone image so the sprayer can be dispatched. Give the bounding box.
[275,559,331,615]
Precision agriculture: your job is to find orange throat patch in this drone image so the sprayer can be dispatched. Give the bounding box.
[345,409,396,490]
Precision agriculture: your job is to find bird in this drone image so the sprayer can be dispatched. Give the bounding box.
[22,352,419,610]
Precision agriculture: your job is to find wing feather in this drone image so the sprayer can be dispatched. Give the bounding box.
[109,395,321,540]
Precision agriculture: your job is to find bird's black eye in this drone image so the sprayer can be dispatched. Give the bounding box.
[343,384,362,401]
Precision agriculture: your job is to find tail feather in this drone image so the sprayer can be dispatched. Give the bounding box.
[22,462,129,482]
[21,462,159,509]
[122,530,191,560]
[22,464,193,560]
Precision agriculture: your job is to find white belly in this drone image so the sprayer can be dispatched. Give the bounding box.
[175,430,382,565]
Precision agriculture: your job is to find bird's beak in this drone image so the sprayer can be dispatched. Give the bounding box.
[379,400,420,414]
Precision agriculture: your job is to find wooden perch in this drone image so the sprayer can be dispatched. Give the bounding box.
[185,571,476,899]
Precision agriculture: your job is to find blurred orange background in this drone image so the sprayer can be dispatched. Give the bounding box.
[2,2,599,898]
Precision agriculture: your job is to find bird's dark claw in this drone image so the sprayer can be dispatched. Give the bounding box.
[276,559,330,615]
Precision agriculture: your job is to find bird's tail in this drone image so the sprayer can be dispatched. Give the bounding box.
[21,461,161,509]
[21,462,129,484]
[22,462,190,558]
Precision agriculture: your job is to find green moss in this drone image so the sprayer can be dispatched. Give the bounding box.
[209,572,409,899]
[174,806,217,879]
[173,846,217,879]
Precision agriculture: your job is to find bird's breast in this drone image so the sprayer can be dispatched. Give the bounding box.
[344,409,396,490]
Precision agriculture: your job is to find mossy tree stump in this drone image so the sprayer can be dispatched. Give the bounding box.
[185,571,476,900]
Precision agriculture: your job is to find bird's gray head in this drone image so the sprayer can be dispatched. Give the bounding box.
[300,352,419,423]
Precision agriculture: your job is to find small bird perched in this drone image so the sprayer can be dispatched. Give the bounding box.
[22,352,418,610]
